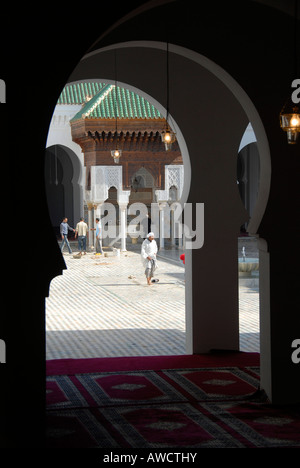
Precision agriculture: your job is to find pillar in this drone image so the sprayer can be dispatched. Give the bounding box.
[118,202,128,251]
[87,202,94,250]
[94,201,104,253]
[158,201,168,250]
[170,204,175,246]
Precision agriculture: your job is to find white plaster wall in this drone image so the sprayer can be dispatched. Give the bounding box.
[46,104,84,166]
[46,104,85,224]
[239,123,257,152]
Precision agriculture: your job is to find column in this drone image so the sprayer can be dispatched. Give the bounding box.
[94,201,104,252]
[87,202,94,250]
[176,206,183,248]
[170,204,175,246]
[159,202,167,250]
[118,202,128,252]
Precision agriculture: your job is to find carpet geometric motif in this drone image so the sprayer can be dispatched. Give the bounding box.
[46,355,300,448]
[162,367,260,400]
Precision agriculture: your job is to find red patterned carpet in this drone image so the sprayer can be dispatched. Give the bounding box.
[46,353,300,448]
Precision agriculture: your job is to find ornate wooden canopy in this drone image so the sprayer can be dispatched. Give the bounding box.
[70,96,182,192]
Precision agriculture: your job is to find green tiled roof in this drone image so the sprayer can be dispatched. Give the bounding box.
[58,81,107,105]
[59,81,163,121]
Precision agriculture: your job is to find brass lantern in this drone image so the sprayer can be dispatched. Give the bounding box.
[111,147,122,163]
[111,50,122,163]
[279,1,300,144]
[161,124,176,151]
[161,41,176,151]
[280,102,300,144]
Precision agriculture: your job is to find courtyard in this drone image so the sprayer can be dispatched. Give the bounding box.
[46,240,260,360]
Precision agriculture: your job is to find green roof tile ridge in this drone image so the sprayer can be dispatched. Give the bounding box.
[70,84,114,122]
[59,81,163,120]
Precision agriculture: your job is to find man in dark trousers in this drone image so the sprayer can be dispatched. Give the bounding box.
[60,217,75,254]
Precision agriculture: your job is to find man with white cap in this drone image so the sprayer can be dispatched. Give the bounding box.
[141,232,158,285]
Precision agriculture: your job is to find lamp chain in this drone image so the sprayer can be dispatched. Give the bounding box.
[166,41,169,124]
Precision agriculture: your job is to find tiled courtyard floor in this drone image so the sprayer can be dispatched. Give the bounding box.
[46,243,259,360]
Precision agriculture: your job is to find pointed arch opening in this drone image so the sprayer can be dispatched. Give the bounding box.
[45,40,271,362]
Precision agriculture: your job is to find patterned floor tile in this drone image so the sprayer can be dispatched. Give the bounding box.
[46,247,260,359]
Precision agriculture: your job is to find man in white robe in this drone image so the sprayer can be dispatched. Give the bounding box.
[141,232,158,285]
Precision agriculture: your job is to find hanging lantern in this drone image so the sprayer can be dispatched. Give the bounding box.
[110,84,122,163]
[279,1,300,144]
[161,125,176,151]
[110,50,123,163]
[280,103,300,144]
[161,41,176,151]
[111,148,122,163]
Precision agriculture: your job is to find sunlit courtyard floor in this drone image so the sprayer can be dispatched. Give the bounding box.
[46,243,259,359]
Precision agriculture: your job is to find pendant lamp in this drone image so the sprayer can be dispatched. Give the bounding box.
[111,50,122,162]
[279,0,300,144]
[161,42,176,151]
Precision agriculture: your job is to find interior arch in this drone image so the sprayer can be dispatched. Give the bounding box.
[44,144,83,232]
[66,41,271,353]
[79,41,271,236]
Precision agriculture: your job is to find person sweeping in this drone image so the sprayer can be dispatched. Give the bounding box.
[141,232,159,285]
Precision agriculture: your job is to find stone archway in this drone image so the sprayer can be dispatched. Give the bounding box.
[68,41,271,358]
[44,144,83,232]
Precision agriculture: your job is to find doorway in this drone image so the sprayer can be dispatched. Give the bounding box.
[237,129,261,352]
[45,80,187,359]
[45,40,270,360]
[45,144,83,235]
